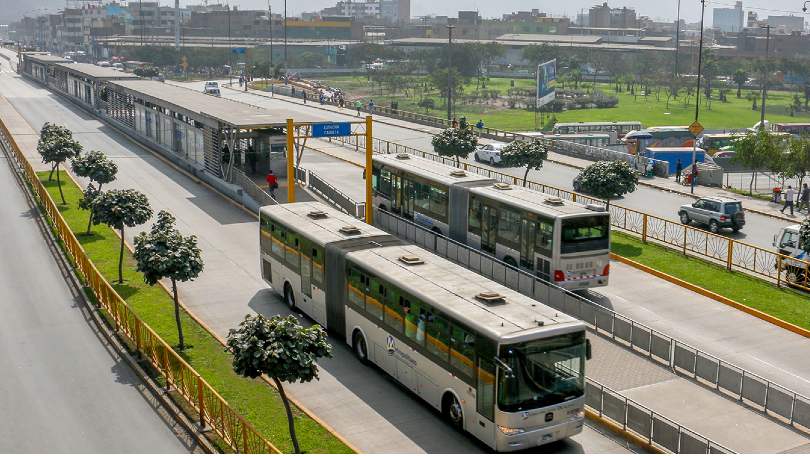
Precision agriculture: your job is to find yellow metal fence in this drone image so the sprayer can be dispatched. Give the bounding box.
[0,118,279,454]
[332,134,810,292]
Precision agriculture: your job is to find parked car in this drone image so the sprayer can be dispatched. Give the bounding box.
[773,224,809,283]
[204,81,219,90]
[204,87,221,97]
[474,142,507,166]
[678,196,745,233]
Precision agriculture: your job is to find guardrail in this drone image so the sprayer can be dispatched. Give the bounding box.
[372,206,810,446]
[0,119,280,454]
[295,167,365,219]
[329,134,810,292]
[227,166,277,207]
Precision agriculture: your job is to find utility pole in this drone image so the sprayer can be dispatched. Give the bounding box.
[759,25,771,130]
[674,0,681,77]
[284,0,288,65]
[446,24,455,122]
[691,0,706,194]
[174,0,180,50]
[268,1,273,74]
[228,5,232,87]
[139,0,144,46]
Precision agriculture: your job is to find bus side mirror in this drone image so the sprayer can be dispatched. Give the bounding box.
[586,339,592,361]
[773,234,777,247]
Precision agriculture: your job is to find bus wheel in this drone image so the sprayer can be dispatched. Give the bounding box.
[443,393,464,429]
[431,227,442,236]
[352,330,369,364]
[283,282,296,310]
[503,256,518,267]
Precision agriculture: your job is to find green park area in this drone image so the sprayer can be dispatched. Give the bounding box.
[303,75,810,132]
[38,172,352,454]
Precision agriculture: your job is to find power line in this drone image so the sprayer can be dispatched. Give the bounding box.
[706,1,807,16]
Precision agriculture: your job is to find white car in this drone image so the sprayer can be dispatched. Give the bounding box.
[204,81,219,90]
[474,142,507,166]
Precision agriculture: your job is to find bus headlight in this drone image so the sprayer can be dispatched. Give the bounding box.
[567,408,585,419]
[497,425,526,436]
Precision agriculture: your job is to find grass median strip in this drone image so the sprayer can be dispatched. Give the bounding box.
[38,171,352,454]
[612,231,810,330]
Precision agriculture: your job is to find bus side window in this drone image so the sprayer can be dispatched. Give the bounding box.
[425,311,450,361]
[380,168,392,197]
[450,324,475,380]
[403,298,426,346]
[497,207,521,250]
[384,291,405,334]
[468,197,482,235]
[347,267,365,309]
[311,247,324,288]
[476,357,496,422]
[366,276,385,321]
[535,218,554,256]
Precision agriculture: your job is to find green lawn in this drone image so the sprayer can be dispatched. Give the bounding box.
[612,232,810,330]
[38,172,352,454]
[308,75,810,131]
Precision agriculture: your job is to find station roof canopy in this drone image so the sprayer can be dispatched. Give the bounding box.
[52,62,139,80]
[25,53,71,64]
[108,79,318,128]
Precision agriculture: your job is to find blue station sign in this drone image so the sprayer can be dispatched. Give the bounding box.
[311,122,352,138]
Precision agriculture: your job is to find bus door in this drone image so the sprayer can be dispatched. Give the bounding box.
[402,178,415,219]
[520,219,536,269]
[392,173,402,214]
[481,204,498,254]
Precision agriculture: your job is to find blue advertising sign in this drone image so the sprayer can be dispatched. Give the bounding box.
[311,122,352,138]
[231,47,247,54]
[536,59,557,109]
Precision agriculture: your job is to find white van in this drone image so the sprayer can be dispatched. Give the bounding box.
[773,224,809,282]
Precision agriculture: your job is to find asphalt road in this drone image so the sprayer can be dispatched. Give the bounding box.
[0,66,633,453]
[203,82,789,253]
[0,153,191,451]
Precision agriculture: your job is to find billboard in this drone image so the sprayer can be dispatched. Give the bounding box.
[536,59,557,109]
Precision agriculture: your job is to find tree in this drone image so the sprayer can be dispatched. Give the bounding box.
[499,140,548,186]
[575,161,638,207]
[72,150,119,234]
[522,44,556,66]
[733,68,748,98]
[134,211,204,351]
[781,135,810,191]
[37,123,83,204]
[732,130,783,196]
[432,127,478,166]
[227,314,332,454]
[92,189,153,284]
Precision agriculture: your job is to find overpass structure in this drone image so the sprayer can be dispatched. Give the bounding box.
[5,48,810,453]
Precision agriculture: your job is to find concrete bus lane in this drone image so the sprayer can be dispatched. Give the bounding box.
[0,142,191,452]
[192,80,787,255]
[0,65,633,454]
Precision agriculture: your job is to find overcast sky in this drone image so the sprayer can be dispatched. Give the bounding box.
[6,0,809,25]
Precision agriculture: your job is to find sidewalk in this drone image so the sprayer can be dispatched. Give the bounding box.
[233,84,801,224]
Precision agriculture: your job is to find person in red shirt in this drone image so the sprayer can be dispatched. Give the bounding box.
[266,170,278,199]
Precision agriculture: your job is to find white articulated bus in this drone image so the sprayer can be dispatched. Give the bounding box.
[260,202,591,452]
[371,154,610,290]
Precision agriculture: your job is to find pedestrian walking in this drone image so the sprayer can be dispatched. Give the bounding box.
[368,99,374,114]
[266,169,279,199]
[475,119,484,132]
[302,91,308,104]
[246,143,257,175]
[451,117,459,128]
[675,159,683,184]
[355,100,362,116]
[781,185,796,216]
[319,93,325,105]
[798,183,810,213]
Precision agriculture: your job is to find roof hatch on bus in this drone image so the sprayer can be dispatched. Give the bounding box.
[544,197,565,206]
[475,291,506,304]
[493,182,512,190]
[449,169,467,177]
[395,153,410,160]
[307,210,328,219]
[398,254,425,265]
[339,225,362,235]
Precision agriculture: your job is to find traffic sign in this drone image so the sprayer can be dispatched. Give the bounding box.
[311,122,352,138]
[689,121,704,137]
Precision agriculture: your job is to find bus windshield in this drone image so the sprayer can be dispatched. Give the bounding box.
[560,215,610,254]
[497,332,585,412]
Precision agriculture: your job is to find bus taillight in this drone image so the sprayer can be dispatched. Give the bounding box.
[602,264,610,276]
[553,270,565,282]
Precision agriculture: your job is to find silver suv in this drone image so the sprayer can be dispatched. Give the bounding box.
[678,196,745,234]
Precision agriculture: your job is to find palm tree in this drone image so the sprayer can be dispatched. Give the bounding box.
[733,68,748,99]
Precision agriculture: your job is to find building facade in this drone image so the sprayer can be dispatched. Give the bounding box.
[712,1,744,33]
[766,16,805,34]
[588,2,637,29]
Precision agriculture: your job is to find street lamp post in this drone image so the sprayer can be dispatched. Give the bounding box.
[228,5,232,88]
[268,1,273,74]
[284,0,288,65]
[446,24,455,122]
[691,0,706,194]
[759,25,771,130]
[674,0,681,77]
[139,0,144,47]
